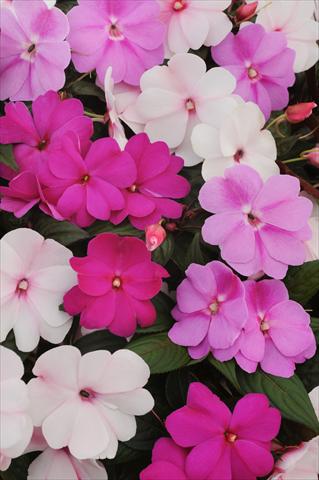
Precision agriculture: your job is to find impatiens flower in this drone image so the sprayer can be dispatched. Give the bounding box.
[110,133,190,229]
[140,438,189,480]
[41,135,136,228]
[191,101,278,180]
[256,0,319,73]
[199,164,313,279]
[166,382,281,479]
[302,193,319,261]
[158,0,232,57]
[67,0,165,86]
[212,23,295,119]
[285,102,317,123]
[168,261,247,359]
[64,233,168,336]
[135,53,238,166]
[0,0,71,101]
[145,223,167,252]
[0,228,76,351]
[0,91,93,177]
[27,345,154,459]
[0,346,33,471]
[104,67,127,149]
[215,279,316,377]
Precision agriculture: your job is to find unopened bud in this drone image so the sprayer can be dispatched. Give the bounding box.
[236,1,258,22]
[145,223,166,251]
[304,146,319,168]
[285,102,317,124]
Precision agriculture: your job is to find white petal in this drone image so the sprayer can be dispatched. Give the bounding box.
[205,11,232,46]
[42,400,79,451]
[167,14,190,54]
[202,156,234,180]
[180,10,209,51]
[194,67,236,100]
[136,88,183,120]
[144,109,188,149]
[32,346,80,390]
[28,378,71,427]
[13,303,40,352]
[101,389,154,415]
[0,296,20,343]
[27,288,72,328]
[28,238,73,272]
[168,53,207,92]
[0,345,23,380]
[27,448,77,480]
[1,229,44,274]
[78,350,112,392]
[191,123,222,159]
[174,113,202,166]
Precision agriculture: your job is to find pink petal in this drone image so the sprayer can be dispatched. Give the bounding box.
[259,225,306,265]
[169,314,210,347]
[176,278,208,313]
[80,290,116,329]
[185,437,225,479]
[260,338,296,377]
[108,290,137,337]
[152,438,187,468]
[234,439,274,477]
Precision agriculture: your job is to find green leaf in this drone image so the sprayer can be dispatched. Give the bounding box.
[127,332,190,374]
[152,233,175,265]
[70,80,105,101]
[0,144,18,171]
[311,317,319,343]
[284,261,319,305]
[75,330,126,354]
[87,221,142,237]
[136,292,174,334]
[165,369,195,409]
[238,370,319,434]
[33,214,88,246]
[208,357,242,393]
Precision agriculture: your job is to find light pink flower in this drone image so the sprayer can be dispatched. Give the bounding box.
[135,53,238,166]
[145,223,167,252]
[28,346,154,460]
[0,228,76,351]
[199,164,313,279]
[104,67,127,149]
[140,438,189,480]
[0,0,71,100]
[0,346,33,471]
[302,193,319,261]
[67,0,165,86]
[158,0,232,57]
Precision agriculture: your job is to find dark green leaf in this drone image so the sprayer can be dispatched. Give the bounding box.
[136,292,174,334]
[208,357,242,393]
[152,233,175,265]
[124,413,164,451]
[165,370,195,409]
[284,261,319,305]
[127,332,189,374]
[238,370,319,434]
[0,144,18,171]
[311,317,319,343]
[87,221,142,237]
[296,352,319,392]
[33,215,88,246]
[75,330,126,354]
[70,80,105,101]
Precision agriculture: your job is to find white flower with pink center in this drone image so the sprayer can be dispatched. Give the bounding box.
[0,228,76,352]
[27,346,154,460]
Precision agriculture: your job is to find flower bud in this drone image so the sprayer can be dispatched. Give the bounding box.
[145,223,166,251]
[305,146,319,168]
[285,102,317,124]
[236,1,258,22]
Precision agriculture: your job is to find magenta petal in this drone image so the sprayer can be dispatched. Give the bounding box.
[126,192,155,217]
[186,383,231,427]
[140,461,187,480]
[261,338,296,377]
[109,290,137,337]
[185,437,225,479]
[131,298,156,328]
[234,440,274,477]
[77,274,111,297]
[80,290,116,329]
[63,286,91,316]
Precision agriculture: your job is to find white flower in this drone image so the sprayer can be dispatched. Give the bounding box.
[191,101,278,180]
[27,346,154,460]
[0,346,33,471]
[256,0,319,73]
[135,53,238,166]
[158,0,232,58]
[302,193,319,261]
[0,228,76,352]
[104,67,127,150]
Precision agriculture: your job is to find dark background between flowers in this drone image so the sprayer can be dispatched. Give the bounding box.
[0,1,319,479]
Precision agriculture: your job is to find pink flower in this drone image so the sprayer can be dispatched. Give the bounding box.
[27,345,154,459]
[140,438,189,480]
[67,0,165,86]
[110,133,190,229]
[166,382,281,479]
[158,0,232,57]
[212,23,295,119]
[64,233,169,337]
[0,1,71,101]
[199,164,313,279]
[285,102,317,123]
[145,223,167,252]
[302,192,319,261]
[0,346,33,471]
[0,91,93,177]
[168,261,247,359]
[0,228,76,352]
[41,135,136,227]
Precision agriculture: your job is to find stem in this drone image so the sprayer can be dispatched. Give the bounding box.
[282,157,306,164]
[66,72,91,89]
[298,125,319,140]
[266,114,285,130]
[151,409,164,427]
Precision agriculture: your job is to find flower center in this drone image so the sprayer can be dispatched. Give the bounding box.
[81,174,90,184]
[185,98,195,111]
[209,300,219,315]
[129,184,137,193]
[260,320,270,333]
[112,277,122,288]
[173,0,187,11]
[225,431,237,443]
[38,139,48,151]
[17,278,29,291]
[247,212,261,227]
[27,43,36,54]
[79,389,94,400]
[234,149,244,163]
[248,66,258,80]
[108,23,124,41]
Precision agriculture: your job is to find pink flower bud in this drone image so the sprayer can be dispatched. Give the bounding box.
[236,1,258,21]
[145,223,166,251]
[305,146,319,168]
[285,102,317,123]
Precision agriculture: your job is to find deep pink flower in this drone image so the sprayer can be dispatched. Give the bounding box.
[199,164,313,279]
[64,233,169,337]
[67,0,165,86]
[110,133,190,229]
[0,91,93,178]
[40,135,136,227]
[215,280,316,378]
[140,438,189,480]
[168,261,247,359]
[166,382,281,480]
[0,1,71,101]
[212,23,295,119]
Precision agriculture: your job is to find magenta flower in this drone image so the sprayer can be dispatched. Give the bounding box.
[166,382,281,480]
[0,1,71,101]
[212,23,295,119]
[67,0,165,86]
[63,233,169,337]
[0,91,93,177]
[41,135,136,227]
[217,280,316,378]
[110,133,190,229]
[168,261,248,359]
[140,438,189,480]
[199,164,313,279]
